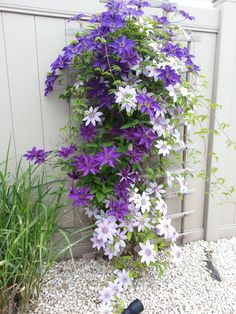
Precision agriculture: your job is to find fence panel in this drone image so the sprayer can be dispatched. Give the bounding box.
[0,1,234,254]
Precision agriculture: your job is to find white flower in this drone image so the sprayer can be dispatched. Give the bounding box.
[108,280,124,299]
[135,17,154,35]
[137,86,154,97]
[121,72,142,86]
[116,270,132,290]
[98,303,113,314]
[128,188,140,203]
[138,240,156,266]
[133,191,151,213]
[176,175,188,194]
[84,206,99,218]
[115,85,137,113]
[148,40,162,53]
[150,115,169,136]
[166,171,174,188]
[169,226,178,241]
[99,286,114,305]
[119,219,135,233]
[91,232,105,251]
[114,229,127,251]
[179,86,190,97]
[170,244,182,266]
[156,217,173,239]
[133,212,153,232]
[104,243,120,260]
[172,129,186,149]
[83,106,103,126]
[146,182,166,198]
[131,56,144,76]
[104,198,111,208]
[155,140,171,156]
[166,84,179,103]
[96,219,118,243]
[155,198,167,216]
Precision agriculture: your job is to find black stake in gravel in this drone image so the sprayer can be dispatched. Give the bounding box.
[123,299,144,314]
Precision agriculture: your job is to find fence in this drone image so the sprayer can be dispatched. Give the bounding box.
[0,0,235,255]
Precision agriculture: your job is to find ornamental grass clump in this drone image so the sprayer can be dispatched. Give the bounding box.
[25,0,223,312]
[0,147,93,313]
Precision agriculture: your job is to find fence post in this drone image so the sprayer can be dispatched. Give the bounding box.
[204,0,236,241]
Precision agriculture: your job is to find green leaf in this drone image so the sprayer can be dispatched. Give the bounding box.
[120,120,141,130]
[127,231,132,241]
[96,193,105,203]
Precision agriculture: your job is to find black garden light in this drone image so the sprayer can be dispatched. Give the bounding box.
[123,299,144,314]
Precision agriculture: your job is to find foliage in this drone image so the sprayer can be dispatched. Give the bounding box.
[0,147,93,313]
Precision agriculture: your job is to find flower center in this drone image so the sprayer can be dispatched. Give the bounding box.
[145,249,152,256]
[141,199,147,205]
[89,113,95,119]
[102,227,108,234]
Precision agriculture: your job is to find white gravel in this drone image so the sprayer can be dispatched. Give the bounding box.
[30,237,236,314]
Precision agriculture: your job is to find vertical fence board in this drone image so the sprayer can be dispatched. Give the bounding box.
[2,13,44,158]
[184,31,217,233]
[35,16,70,150]
[0,13,16,164]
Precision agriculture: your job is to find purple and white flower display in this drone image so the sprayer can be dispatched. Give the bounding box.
[24,0,206,312]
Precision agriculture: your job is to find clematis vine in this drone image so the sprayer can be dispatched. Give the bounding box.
[24,0,210,312]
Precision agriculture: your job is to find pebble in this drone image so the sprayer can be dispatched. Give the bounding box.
[30,237,236,314]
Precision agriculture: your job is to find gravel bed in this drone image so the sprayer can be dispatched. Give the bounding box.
[30,237,236,314]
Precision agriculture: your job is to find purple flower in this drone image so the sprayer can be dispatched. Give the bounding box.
[161,43,184,59]
[109,125,121,137]
[120,49,139,67]
[160,2,177,12]
[126,7,144,17]
[179,10,195,21]
[44,71,58,96]
[80,123,97,142]
[136,94,160,117]
[101,12,124,32]
[87,78,107,98]
[128,0,150,8]
[105,0,127,14]
[122,128,137,142]
[99,93,116,109]
[73,154,99,176]
[62,42,84,58]
[126,147,144,164]
[152,15,169,25]
[133,127,157,149]
[108,198,129,220]
[58,145,76,159]
[24,147,47,165]
[158,65,181,87]
[117,167,139,184]
[110,36,135,56]
[69,186,94,207]
[50,55,70,71]
[93,52,109,71]
[67,13,86,22]
[114,181,130,199]
[185,57,200,72]
[67,171,80,181]
[96,146,121,168]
